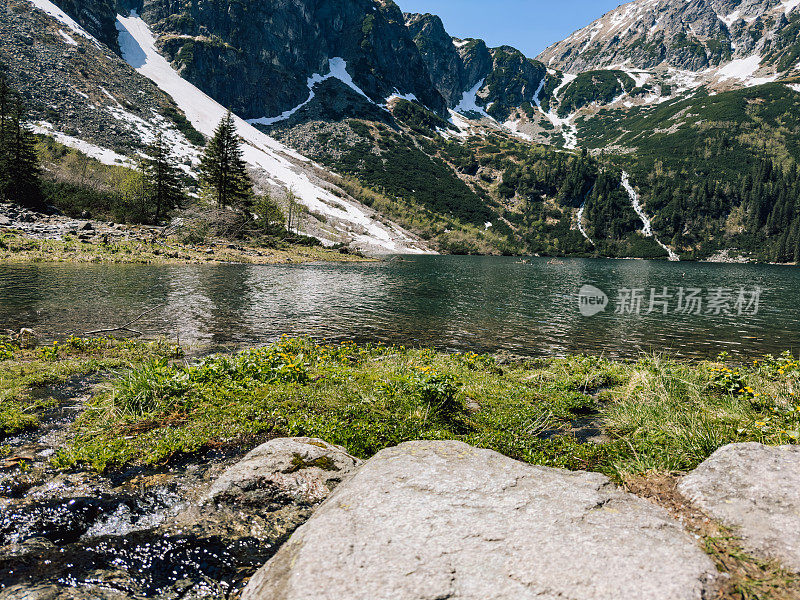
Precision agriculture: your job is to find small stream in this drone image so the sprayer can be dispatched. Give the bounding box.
[0,377,282,600]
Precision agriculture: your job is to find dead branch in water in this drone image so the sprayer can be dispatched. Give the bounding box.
[84,304,163,336]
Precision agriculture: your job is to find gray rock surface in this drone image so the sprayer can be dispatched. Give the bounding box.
[243,440,718,600]
[679,442,800,572]
[206,437,362,506]
[167,437,362,542]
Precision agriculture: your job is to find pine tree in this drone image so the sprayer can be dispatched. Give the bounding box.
[0,76,10,192]
[141,131,184,222]
[198,111,252,208]
[0,77,41,207]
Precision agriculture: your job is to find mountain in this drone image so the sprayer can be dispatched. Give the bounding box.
[138,0,448,120]
[5,0,800,261]
[539,0,800,80]
[0,0,433,254]
[405,13,547,122]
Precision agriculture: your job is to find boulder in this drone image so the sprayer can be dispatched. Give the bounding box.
[679,443,800,572]
[243,440,718,600]
[206,437,361,506]
[168,437,361,542]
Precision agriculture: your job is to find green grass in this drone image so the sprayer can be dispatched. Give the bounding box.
[46,338,799,477]
[0,336,182,438]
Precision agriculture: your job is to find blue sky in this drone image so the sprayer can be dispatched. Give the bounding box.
[396,0,627,57]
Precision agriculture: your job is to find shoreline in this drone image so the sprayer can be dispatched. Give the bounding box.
[0,229,374,265]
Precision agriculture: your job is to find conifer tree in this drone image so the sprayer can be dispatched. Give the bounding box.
[0,76,41,207]
[198,111,252,208]
[141,131,184,222]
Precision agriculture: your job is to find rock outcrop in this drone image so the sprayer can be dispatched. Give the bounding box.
[167,437,361,543]
[679,443,800,572]
[243,440,718,600]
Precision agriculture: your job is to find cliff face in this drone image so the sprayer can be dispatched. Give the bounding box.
[405,13,467,106]
[405,15,546,122]
[46,0,120,51]
[137,0,447,120]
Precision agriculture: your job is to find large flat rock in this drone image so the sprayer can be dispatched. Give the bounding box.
[679,443,800,572]
[243,440,718,600]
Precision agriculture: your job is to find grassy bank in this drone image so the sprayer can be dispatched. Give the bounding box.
[4,336,800,597]
[1,336,794,478]
[0,336,181,439]
[0,231,372,265]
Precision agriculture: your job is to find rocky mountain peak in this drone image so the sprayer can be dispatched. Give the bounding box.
[538,0,800,75]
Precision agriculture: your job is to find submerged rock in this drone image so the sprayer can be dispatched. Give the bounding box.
[242,440,718,600]
[679,443,800,572]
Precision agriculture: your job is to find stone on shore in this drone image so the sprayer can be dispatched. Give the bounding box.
[168,437,361,541]
[679,442,800,572]
[205,437,361,505]
[242,440,718,600]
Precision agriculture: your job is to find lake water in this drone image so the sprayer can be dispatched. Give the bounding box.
[1,256,798,360]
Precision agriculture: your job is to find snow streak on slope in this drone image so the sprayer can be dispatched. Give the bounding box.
[31,122,133,166]
[621,172,679,261]
[532,73,578,149]
[576,203,594,246]
[115,12,430,254]
[248,58,373,126]
[576,184,595,246]
[28,0,102,48]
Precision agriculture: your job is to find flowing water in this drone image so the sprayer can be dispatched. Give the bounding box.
[0,256,798,360]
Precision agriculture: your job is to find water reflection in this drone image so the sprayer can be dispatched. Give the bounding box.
[0,257,797,360]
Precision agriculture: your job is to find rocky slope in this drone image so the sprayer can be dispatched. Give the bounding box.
[539,0,800,80]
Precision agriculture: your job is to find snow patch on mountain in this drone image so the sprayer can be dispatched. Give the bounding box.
[248,58,374,126]
[386,90,419,104]
[503,119,532,141]
[447,110,473,138]
[455,79,491,118]
[622,171,679,261]
[782,0,800,15]
[28,0,101,48]
[31,122,133,166]
[115,11,430,254]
